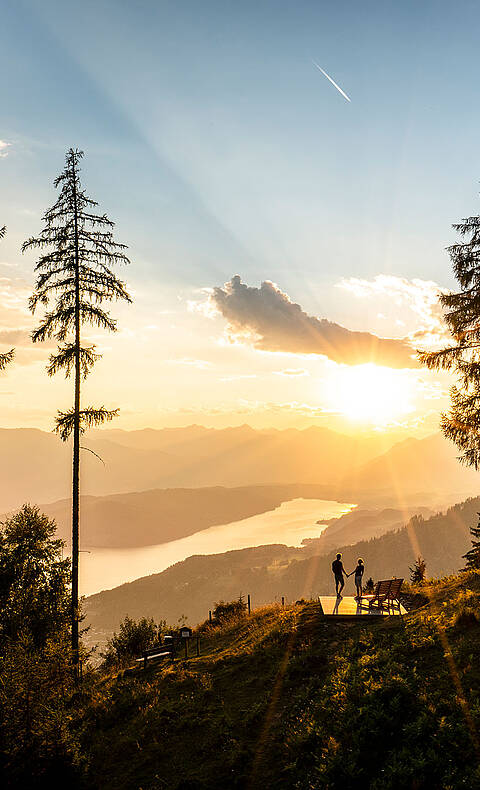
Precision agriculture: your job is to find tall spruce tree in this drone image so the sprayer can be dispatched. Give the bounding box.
[23,149,132,672]
[462,514,480,570]
[419,208,480,468]
[0,225,15,370]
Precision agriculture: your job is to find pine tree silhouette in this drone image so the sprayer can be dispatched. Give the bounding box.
[0,225,15,371]
[409,556,426,584]
[462,513,480,570]
[419,207,480,468]
[23,149,132,673]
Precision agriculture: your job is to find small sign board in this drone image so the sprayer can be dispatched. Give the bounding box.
[180,626,192,639]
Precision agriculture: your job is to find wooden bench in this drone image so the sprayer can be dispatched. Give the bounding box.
[364,578,403,610]
[135,639,175,670]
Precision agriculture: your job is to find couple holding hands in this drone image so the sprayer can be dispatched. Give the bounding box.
[331,553,365,599]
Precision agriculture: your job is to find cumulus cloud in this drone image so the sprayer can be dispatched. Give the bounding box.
[209,276,418,368]
[338,275,449,349]
[0,140,10,158]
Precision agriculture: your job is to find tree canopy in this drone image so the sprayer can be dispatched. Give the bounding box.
[419,210,480,468]
[0,504,70,648]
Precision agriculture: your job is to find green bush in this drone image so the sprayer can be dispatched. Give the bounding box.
[101,615,167,667]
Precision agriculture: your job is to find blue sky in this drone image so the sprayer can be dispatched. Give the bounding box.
[1,0,480,430]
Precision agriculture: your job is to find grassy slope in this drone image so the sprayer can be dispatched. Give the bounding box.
[78,572,480,790]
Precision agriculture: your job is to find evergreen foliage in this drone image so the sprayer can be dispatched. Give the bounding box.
[409,555,427,584]
[0,225,14,371]
[0,347,14,372]
[419,207,480,468]
[462,512,480,570]
[23,148,132,670]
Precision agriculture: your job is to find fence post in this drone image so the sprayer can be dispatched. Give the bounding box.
[247,594,251,615]
[281,596,285,607]
[209,610,212,622]
[184,639,188,659]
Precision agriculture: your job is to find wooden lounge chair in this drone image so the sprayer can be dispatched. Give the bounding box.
[364,578,403,610]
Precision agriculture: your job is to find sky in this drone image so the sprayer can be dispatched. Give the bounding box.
[1,0,480,434]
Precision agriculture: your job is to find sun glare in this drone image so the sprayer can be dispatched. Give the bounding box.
[325,364,415,426]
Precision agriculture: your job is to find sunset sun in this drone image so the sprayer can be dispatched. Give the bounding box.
[326,364,415,426]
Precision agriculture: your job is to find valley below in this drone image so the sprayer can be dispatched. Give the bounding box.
[78,497,352,596]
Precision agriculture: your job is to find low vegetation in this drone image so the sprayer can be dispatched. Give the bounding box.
[7,577,480,787]
[4,505,480,788]
[67,574,480,789]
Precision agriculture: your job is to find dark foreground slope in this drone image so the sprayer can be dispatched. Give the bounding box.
[78,573,480,790]
[85,496,478,644]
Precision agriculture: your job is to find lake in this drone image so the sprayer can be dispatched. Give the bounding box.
[80,497,354,596]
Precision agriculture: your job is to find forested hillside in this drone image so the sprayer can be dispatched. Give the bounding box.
[39,484,339,548]
[85,496,479,643]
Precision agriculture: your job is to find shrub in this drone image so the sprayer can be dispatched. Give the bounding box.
[212,596,247,624]
[409,556,427,585]
[102,616,167,667]
[454,607,480,628]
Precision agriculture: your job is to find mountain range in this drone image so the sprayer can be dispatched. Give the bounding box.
[1,425,479,515]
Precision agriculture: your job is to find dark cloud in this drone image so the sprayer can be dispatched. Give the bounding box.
[212,276,418,368]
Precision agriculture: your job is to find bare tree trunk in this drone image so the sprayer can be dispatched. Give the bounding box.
[72,158,81,677]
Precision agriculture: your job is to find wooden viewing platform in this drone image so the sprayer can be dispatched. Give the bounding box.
[319,596,407,621]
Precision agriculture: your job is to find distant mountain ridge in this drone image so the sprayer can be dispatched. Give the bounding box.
[1,424,479,513]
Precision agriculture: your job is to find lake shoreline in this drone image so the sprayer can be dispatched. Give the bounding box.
[80,497,354,596]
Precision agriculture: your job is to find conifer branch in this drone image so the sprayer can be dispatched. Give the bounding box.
[0,348,15,371]
[418,198,480,468]
[47,344,101,379]
[54,406,120,441]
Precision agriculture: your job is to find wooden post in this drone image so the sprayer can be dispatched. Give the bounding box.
[281,596,285,607]
[209,610,212,622]
[247,594,251,615]
[196,637,200,657]
[184,639,188,659]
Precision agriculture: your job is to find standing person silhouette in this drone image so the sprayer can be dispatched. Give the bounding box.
[352,558,365,600]
[332,553,348,597]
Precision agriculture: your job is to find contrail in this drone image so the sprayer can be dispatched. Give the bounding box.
[312,60,351,102]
